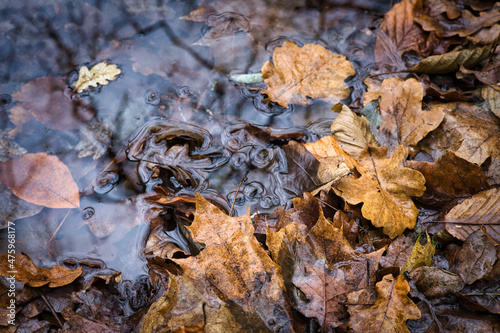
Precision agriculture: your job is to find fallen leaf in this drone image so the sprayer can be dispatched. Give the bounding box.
[12,77,95,131]
[61,306,115,332]
[74,118,112,160]
[481,84,500,118]
[400,233,435,274]
[408,151,488,205]
[0,183,43,229]
[74,62,121,93]
[409,266,461,299]
[0,153,80,209]
[292,259,351,330]
[337,145,426,238]
[329,104,379,160]
[408,42,495,74]
[349,274,420,333]
[380,234,414,268]
[0,131,27,162]
[427,0,461,19]
[377,78,444,151]
[0,254,82,288]
[444,188,500,243]
[261,41,355,107]
[450,230,496,285]
[172,193,294,332]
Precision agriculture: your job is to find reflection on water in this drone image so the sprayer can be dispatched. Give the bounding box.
[0,0,389,310]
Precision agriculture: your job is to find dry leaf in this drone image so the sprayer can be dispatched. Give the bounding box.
[400,233,435,274]
[172,193,294,332]
[74,62,121,93]
[12,77,95,131]
[481,85,500,118]
[444,188,500,243]
[337,145,426,238]
[378,78,444,151]
[261,41,355,107]
[0,153,80,209]
[349,274,420,333]
[329,103,379,159]
[0,253,82,288]
[408,42,495,74]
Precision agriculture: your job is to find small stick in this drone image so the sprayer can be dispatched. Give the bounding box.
[229,171,249,217]
[37,289,63,327]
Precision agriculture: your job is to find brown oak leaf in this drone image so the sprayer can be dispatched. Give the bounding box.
[261,41,355,107]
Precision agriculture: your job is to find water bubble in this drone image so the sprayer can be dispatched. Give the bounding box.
[176,86,192,98]
[94,172,119,194]
[144,90,161,105]
[250,148,274,168]
[82,207,95,220]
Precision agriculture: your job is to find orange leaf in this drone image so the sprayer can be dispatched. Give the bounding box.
[261,41,355,107]
[337,146,425,238]
[0,253,82,288]
[0,153,80,209]
[349,274,420,333]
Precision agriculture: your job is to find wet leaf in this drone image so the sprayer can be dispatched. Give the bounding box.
[74,118,112,160]
[0,254,82,288]
[337,145,426,239]
[380,235,414,268]
[0,183,43,229]
[377,78,444,151]
[61,306,115,332]
[409,266,461,299]
[481,84,500,118]
[261,41,355,107]
[450,230,496,285]
[172,193,294,332]
[292,259,351,330]
[444,188,500,244]
[12,77,95,131]
[408,42,495,74]
[0,153,80,209]
[400,233,435,274]
[349,274,420,333]
[74,62,121,93]
[329,104,379,159]
[408,151,488,205]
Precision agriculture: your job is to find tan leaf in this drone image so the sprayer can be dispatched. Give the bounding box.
[410,267,461,299]
[378,78,444,151]
[0,253,82,288]
[74,62,121,93]
[172,193,293,332]
[329,103,379,159]
[408,42,495,74]
[444,188,500,244]
[400,233,435,274]
[481,85,500,119]
[337,145,426,238]
[349,274,420,333]
[0,153,80,209]
[261,41,355,107]
[380,234,414,268]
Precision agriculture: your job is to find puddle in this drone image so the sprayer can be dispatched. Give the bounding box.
[0,0,390,311]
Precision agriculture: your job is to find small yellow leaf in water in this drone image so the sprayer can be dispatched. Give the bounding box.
[74,62,121,93]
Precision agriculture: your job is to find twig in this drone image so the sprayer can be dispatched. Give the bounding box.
[37,289,63,327]
[229,171,249,217]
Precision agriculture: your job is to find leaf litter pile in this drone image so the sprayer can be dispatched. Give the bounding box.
[0,0,499,332]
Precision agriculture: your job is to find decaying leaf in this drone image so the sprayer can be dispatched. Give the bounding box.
[481,84,500,118]
[261,41,355,107]
[0,153,80,209]
[380,234,414,268]
[12,77,95,131]
[400,233,435,274]
[0,253,82,288]
[172,193,294,332]
[337,145,426,238]
[349,274,420,333]
[444,188,500,244]
[377,78,444,151]
[329,103,379,159]
[74,62,121,93]
[410,266,461,299]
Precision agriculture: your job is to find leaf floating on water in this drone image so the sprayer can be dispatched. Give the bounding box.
[0,153,80,209]
[261,41,355,107]
[0,253,82,288]
[349,274,420,333]
[74,62,121,93]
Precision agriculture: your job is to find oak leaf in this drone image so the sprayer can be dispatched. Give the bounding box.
[0,253,82,287]
[378,78,444,152]
[349,274,420,333]
[444,188,500,244]
[172,193,294,332]
[337,145,426,238]
[0,153,80,209]
[74,62,121,93]
[400,233,435,274]
[261,41,355,107]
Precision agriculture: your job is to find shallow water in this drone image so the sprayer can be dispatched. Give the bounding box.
[0,0,388,291]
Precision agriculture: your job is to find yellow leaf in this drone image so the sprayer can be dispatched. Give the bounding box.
[74,62,121,93]
[261,41,355,107]
[400,233,435,274]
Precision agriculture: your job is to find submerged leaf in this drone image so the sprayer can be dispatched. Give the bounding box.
[0,153,80,209]
[261,41,355,107]
[0,253,82,287]
[74,62,121,93]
